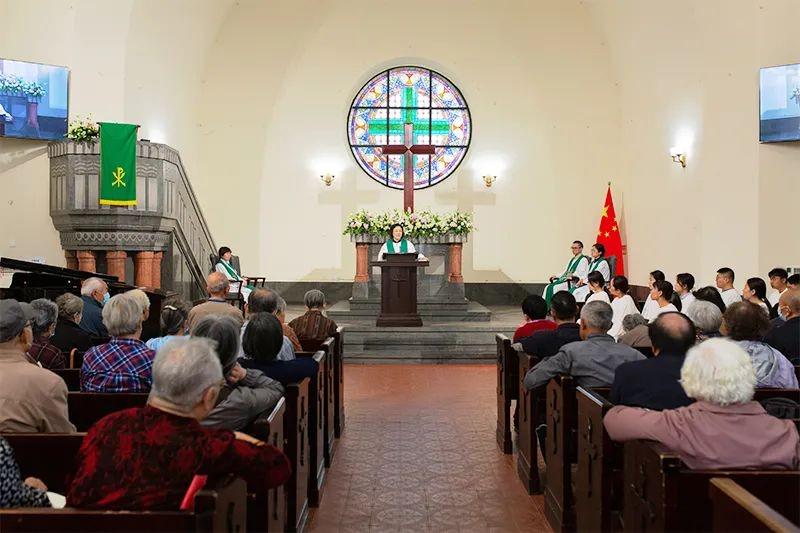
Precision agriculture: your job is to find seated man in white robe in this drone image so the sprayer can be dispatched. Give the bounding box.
[716,267,741,307]
[215,246,253,303]
[571,243,610,303]
[542,240,589,306]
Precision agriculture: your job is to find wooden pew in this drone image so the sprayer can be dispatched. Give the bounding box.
[516,352,543,494]
[4,433,85,494]
[624,439,800,532]
[320,337,337,468]
[245,398,287,533]
[67,392,149,432]
[495,333,517,454]
[332,327,345,438]
[53,368,80,391]
[283,379,310,533]
[544,375,577,532]
[296,350,327,508]
[709,477,800,532]
[0,477,247,533]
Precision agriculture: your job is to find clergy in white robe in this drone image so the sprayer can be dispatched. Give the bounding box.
[675,273,696,315]
[641,270,666,321]
[648,280,679,322]
[570,244,610,303]
[215,246,252,302]
[378,224,418,258]
[542,241,589,305]
[608,275,640,339]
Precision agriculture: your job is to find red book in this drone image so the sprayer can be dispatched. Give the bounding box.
[596,184,625,276]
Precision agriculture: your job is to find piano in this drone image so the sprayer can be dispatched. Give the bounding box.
[0,257,170,342]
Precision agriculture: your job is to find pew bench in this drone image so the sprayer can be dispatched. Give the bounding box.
[245,398,288,533]
[67,392,149,432]
[53,368,80,391]
[332,327,346,439]
[282,378,311,533]
[295,349,327,508]
[516,351,544,494]
[709,477,800,532]
[495,333,517,454]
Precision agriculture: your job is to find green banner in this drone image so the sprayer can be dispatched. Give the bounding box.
[99,122,138,206]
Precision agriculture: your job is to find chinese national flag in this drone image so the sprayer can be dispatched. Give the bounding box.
[596,184,625,276]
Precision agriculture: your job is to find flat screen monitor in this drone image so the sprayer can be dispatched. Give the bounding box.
[760,63,800,143]
[0,58,69,141]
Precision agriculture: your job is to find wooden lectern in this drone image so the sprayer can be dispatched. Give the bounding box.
[370,253,430,327]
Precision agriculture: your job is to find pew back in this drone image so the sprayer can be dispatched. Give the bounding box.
[67,392,149,432]
[53,368,80,391]
[332,327,345,438]
[709,477,800,532]
[544,375,577,532]
[245,398,287,533]
[320,337,337,468]
[283,379,310,532]
[495,333,517,454]
[516,352,543,494]
[296,350,327,507]
[4,433,85,494]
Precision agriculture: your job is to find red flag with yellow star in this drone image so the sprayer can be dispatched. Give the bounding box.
[596,184,625,276]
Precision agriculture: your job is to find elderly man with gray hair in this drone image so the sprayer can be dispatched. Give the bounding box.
[66,336,291,510]
[289,289,338,351]
[27,298,66,369]
[685,300,723,341]
[81,293,156,392]
[187,272,244,331]
[524,301,645,391]
[79,276,110,337]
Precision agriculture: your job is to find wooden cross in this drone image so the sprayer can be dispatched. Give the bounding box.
[379,122,435,213]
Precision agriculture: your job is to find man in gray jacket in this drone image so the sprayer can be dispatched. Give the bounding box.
[524,301,645,391]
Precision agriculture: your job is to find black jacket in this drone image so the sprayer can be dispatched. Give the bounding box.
[50,317,95,354]
[78,296,108,338]
[519,322,581,359]
[765,317,800,364]
[610,353,693,410]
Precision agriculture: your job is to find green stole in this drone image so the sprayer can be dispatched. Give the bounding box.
[568,257,608,295]
[544,254,587,305]
[386,238,409,254]
[219,260,254,291]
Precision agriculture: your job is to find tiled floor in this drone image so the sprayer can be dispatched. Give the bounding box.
[307,364,550,532]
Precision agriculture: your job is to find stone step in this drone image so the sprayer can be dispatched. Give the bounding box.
[328,300,492,323]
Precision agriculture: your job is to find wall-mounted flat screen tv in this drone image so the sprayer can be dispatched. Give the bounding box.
[0,58,69,141]
[760,63,800,143]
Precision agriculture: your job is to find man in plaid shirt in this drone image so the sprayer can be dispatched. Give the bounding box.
[81,293,155,393]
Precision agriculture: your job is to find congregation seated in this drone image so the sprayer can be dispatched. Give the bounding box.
[675,272,696,314]
[768,267,789,309]
[275,295,302,352]
[716,267,742,307]
[721,301,798,388]
[693,285,727,314]
[78,277,110,338]
[608,275,639,339]
[742,276,772,317]
[66,337,291,510]
[0,436,51,508]
[240,288,296,361]
[604,338,800,470]
[617,313,651,349]
[80,293,156,393]
[512,294,555,342]
[26,298,66,369]
[685,300,723,341]
[0,300,75,433]
[764,288,800,363]
[641,270,665,320]
[191,315,284,431]
[241,313,318,387]
[610,312,694,410]
[570,242,610,303]
[647,280,678,322]
[788,273,799,289]
[145,299,190,352]
[187,272,245,330]
[215,246,253,303]
[523,300,644,390]
[518,291,580,358]
[50,292,95,355]
[584,271,610,304]
[126,288,152,322]
[288,289,339,349]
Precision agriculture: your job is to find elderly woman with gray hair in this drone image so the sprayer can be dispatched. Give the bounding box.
[50,293,95,355]
[289,289,338,351]
[685,300,723,341]
[191,315,284,431]
[604,338,800,469]
[80,293,156,393]
[617,313,652,349]
[66,336,291,510]
[26,298,66,369]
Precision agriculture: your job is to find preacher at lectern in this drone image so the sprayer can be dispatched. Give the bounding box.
[372,224,429,326]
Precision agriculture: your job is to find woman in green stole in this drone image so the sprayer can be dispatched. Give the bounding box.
[378,224,418,258]
[214,246,255,301]
[570,243,611,303]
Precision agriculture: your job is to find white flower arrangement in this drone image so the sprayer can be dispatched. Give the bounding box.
[0,75,46,99]
[344,208,475,238]
[66,115,100,143]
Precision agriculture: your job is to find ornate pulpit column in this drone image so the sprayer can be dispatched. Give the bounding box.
[134,251,155,287]
[106,251,127,282]
[448,243,464,283]
[76,251,97,273]
[64,251,78,271]
[152,252,163,289]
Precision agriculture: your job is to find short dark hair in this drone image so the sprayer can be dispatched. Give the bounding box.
[788,274,800,286]
[521,295,548,320]
[649,312,696,354]
[587,271,606,286]
[218,246,232,258]
[248,289,278,314]
[550,291,577,321]
[592,243,605,256]
[573,240,584,248]
[676,273,695,291]
[389,224,404,237]
[653,280,674,300]
[693,286,726,313]
[745,277,768,303]
[768,268,788,280]
[650,270,665,282]
[611,275,629,294]
[242,312,284,362]
[717,267,735,283]
[723,301,770,341]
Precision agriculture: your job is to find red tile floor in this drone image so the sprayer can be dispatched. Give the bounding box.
[307,364,551,532]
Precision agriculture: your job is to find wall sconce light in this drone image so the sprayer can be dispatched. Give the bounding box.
[320,174,335,186]
[482,175,497,188]
[669,147,686,168]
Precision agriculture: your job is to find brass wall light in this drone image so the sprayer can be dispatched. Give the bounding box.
[320,174,335,186]
[669,147,686,168]
[482,175,497,188]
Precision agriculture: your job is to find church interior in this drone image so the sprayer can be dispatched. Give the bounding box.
[0,0,799,531]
